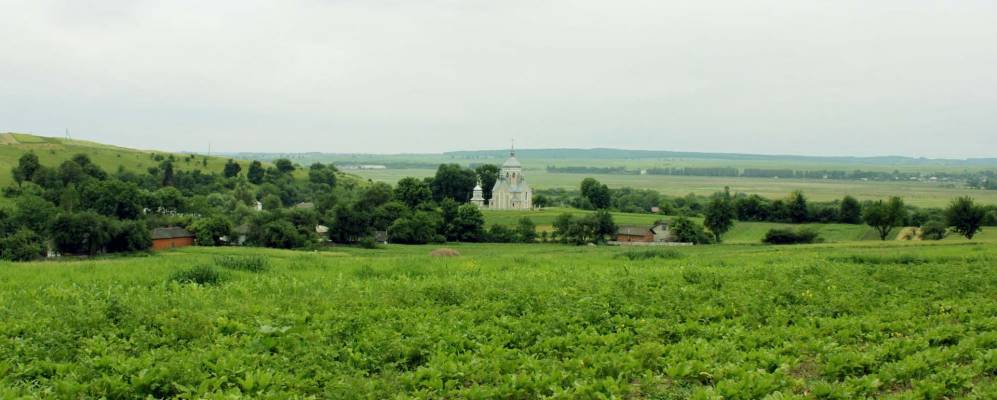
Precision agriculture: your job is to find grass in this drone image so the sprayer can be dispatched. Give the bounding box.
[0,241,994,398]
[351,168,997,208]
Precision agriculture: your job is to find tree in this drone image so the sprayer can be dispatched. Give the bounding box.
[532,194,550,209]
[670,216,713,244]
[274,159,296,175]
[261,194,283,210]
[588,210,617,244]
[515,217,537,243]
[552,213,575,243]
[945,196,985,239]
[487,224,517,243]
[0,228,46,261]
[920,220,948,240]
[371,201,409,231]
[79,179,144,220]
[361,182,394,208]
[12,152,41,186]
[474,164,500,203]
[247,161,265,184]
[256,220,306,249]
[223,159,242,178]
[50,212,114,255]
[328,204,372,243]
[190,215,233,246]
[787,191,809,223]
[734,194,769,221]
[57,160,86,186]
[13,195,58,234]
[107,220,152,252]
[308,163,337,187]
[161,160,175,187]
[395,177,433,208]
[72,154,107,180]
[703,188,736,242]
[430,164,477,202]
[451,204,486,242]
[863,197,908,240]
[154,187,187,213]
[580,178,611,209]
[389,211,442,244]
[839,195,862,224]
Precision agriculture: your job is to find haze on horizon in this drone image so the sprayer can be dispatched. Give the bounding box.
[1,0,995,158]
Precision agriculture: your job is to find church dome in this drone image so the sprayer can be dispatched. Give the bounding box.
[502,155,522,168]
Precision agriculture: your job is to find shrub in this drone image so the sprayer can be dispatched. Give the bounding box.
[170,265,223,285]
[487,224,517,243]
[618,248,684,261]
[357,236,380,249]
[0,228,46,261]
[920,220,948,240]
[670,217,713,244]
[214,255,269,273]
[50,211,115,256]
[107,220,152,253]
[762,228,821,245]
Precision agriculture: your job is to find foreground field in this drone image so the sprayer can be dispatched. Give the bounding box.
[351,168,997,208]
[1,241,995,398]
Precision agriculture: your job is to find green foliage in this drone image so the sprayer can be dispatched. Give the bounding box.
[223,159,242,178]
[307,162,338,187]
[920,220,948,240]
[670,216,713,244]
[762,227,821,244]
[0,228,46,261]
[190,215,233,246]
[515,217,537,243]
[486,224,517,243]
[864,196,908,240]
[169,264,223,285]
[389,211,442,244]
[617,248,684,260]
[395,177,433,208]
[450,204,485,242]
[704,188,736,242]
[839,195,862,224]
[107,220,152,253]
[214,255,270,272]
[247,160,265,184]
[945,196,985,239]
[788,190,809,223]
[580,177,611,209]
[49,211,115,255]
[474,164,500,202]
[430,164,477,202]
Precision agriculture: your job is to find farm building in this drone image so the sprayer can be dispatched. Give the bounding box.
[151,227,195,250]
[615,223,672,243]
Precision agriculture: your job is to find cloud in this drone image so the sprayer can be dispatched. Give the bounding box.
[1,0,995,157]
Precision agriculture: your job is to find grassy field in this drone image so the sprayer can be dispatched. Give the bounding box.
[351,168,997,208]
[1,241,994,398]
[483,207,997,243]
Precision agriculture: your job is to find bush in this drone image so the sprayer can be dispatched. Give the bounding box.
[762,228,821,245]
[357,236,381,249]
[920,220,948,240]
[107,220,152,253]
[618,248,684,261]
[170,265,223,285]
[50,211,115,256]
[0,228,46,261]
[214,255,269,273]
[670,217,713,244]
[487,224,517,243]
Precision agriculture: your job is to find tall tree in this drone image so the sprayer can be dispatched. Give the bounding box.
[431,164,477,202]
[308,163,337,186]
[704,188,736,242]
[274,159,296,175]
[839,195,862,224]
[160,160,175,187]
[945,196,985,239]
[580,177,611,209]
[451,204,486,242]
[223,159,242,178]
[787,190,809,223]
[863,196,908,240]
[11,152,40,185]
[395,177,432,208]
[516,217,537,243]
[474,164,500,203]
[247,160,265,184]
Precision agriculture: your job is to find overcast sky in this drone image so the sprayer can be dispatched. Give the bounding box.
[2,1,995,158]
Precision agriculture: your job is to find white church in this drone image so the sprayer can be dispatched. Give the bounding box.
[471,150,533,210]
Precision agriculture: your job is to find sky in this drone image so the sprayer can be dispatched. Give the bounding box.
[1,0,996,158]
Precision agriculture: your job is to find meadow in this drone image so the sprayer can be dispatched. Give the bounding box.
[1,241,995,398]
[350,168,997,208]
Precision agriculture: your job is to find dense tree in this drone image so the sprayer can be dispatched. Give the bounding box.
[274,159,296,175]
[734,194,769,221]
[945,196,985,239]
[863,197,908,240]
[703,188,736,242]
[389,211,442,244]
[451,204,486,242]
[57,159,86,186]
[552,213,575,243]
[588,210,617,244]
[371,201,409,231]
[487,224,517,243]
[787,191,809,223]
[920,220,948,240]
[670,216,713,244]
[395,177,433,208]
[361,182,394,208]
[11,152,41,185]
[72,154,108,180]
[328,204,372,243]
[580,178,611,209]
[256,220,306,249]
[50,212,114,255]
[0,228,46,261]
[474,164,500,203]
[13,195,58,234]
[516,217,537,243]
[532,194,550,209]
[80,179,144,219]
[223,159,242,178]
[161,160,175,187]
[308,163,337,187]
[107,220,152,252]
[839,195,862,224]
[430,164,477,202]
[247,161,265,184]
[190,215,233,246]
[153,187,186,213]
[261,194,283,210]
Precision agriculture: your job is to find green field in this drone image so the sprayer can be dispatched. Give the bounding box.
[351,168,997,208]
[1,241,994,398]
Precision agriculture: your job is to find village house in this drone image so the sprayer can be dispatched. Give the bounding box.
[151,227,195,250]
[614,223,673,244]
